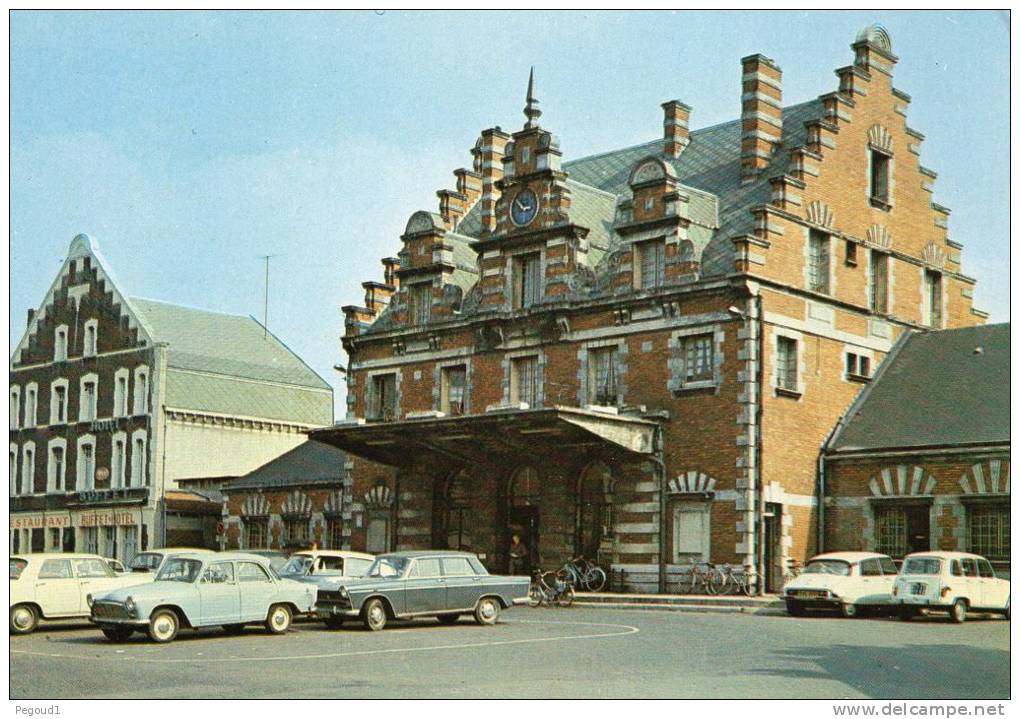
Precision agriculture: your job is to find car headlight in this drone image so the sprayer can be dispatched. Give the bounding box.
[339,587,349,599]
[86,593,94,608]
[125,596,136,616]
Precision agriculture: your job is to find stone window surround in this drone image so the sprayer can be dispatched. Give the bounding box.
[130,429,148,487]
[865,144,895,211]
[770,327,805,398]
[113,368,131,418]
[76,434,97,491]
[801,226,837,298]
[503,245,546,311]
[9,442,18,497]
[364,367,402,421]
[671,498,712,563]
[919,266,948,330]
[577,338,628,408]
[841,343,875,383]
[111,431,127,488]
[79,372,99,422]
[132,365,150,416]
[47,437,67,494]
[23,382,37,429]
[50,378,70,426]
[433,357,472,416]
[866,247,894,314]
[83,318,99,357]
[10,385,20,430]
[500,348,546,409]
[668,324,725,394]
[20,440,35,496]
[54,324,69,362]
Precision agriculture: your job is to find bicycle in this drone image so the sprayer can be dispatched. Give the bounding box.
[710,563,760,596]
[679,559,717,595]
[561,555,608,592]
[528,569,575,607]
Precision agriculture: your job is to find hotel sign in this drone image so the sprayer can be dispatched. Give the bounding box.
[68,487,148,506]
[79,512,136,527]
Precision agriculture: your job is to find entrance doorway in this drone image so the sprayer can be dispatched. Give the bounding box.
[508,466,541,572]
[905,505,931,555]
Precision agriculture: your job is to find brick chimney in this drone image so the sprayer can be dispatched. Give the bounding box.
[740,54,783,184]
[478,127,511,236]
[382,256,400,292]
[661,100,691,159]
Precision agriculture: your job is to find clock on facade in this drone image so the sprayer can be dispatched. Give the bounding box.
[510,189,539,227]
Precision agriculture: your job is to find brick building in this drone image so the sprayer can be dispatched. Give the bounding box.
[9,234,333,564]
[311,26,988,592]
[822,323,1009,573]
[220,440,352,552]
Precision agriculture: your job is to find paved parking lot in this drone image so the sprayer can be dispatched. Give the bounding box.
[9,606,1009,699]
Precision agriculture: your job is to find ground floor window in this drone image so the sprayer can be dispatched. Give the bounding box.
[103,526,118,559]
[31,528,44,552]
[81,527,98,554]
[283,517,310,548]
[326,516,343,549]
[672,501,711,563]
[47,527,61,551]
[967,504,1009,561]
[244,518,269,549]
[120,526,138,564]
[874,503,930,558]
[11,530,20,553]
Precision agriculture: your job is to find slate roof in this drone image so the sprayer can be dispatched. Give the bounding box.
[132,297,333,426]
[223,440,347,491]
[826,324,1010,454]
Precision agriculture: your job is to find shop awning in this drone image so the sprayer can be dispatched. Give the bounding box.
[309,406,658,470]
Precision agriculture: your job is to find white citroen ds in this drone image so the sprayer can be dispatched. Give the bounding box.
[782,552,898,618]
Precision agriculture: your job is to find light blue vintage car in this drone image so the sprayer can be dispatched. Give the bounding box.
[88,552,316,643]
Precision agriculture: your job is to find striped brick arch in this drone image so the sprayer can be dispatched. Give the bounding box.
[241,493,270,517]
[866,224,892,250]
[959,460,1010,495]
[921,242,946,270]
[281,490,312,517]
[364,484,393,509]
[867,124,893,152]
[668,471,717,495]
[868,465,935,497]
[805,200,834,228]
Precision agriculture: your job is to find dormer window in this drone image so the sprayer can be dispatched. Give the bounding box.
[520,146,530,168]
[513,253,542,309]
[634,239,665,289]
[644,197,654,211]
[408,284,431,326]
[870,149,892,209]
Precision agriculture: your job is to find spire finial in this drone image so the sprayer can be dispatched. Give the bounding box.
[524,66,541,129]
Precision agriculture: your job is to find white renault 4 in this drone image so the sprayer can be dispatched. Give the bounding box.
[893,551,1010,623]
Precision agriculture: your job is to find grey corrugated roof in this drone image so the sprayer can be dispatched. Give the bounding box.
[131,297,331,390]
[827,324,1010,453]
[223,440,347,491]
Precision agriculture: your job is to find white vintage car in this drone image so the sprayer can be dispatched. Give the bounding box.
[893,551,1010,623]
[128,547,215,574]
[10,553,153,634]
[782,552,898,618]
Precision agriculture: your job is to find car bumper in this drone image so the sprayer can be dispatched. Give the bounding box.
[783,595,843,609]
[895,597,948,609]
[90,616,149,627]
[315,603,359,619]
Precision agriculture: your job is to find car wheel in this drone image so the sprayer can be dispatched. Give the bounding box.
[101,625,134,642]
[474,597,501,626]
[10,604,38,635]
[363,598,387,631]
[840,603,858,619]
[786,601,805,617]
[265,604,292,635]
[950,599,967,624]
[223,623,246,635]
[324,616,346,630]
[148,609,180,643]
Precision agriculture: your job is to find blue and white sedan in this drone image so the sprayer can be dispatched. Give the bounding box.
[89,552,316,643]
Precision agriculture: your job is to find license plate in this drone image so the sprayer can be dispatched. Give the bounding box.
[797,591,827,598]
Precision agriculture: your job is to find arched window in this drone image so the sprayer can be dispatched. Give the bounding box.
[437,471,472,551]
[508,466,540,507]
[577,463,612,558]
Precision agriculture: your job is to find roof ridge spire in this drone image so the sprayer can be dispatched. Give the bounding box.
[523,66,541,129]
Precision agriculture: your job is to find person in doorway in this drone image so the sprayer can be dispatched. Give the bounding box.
[508,533,529,575]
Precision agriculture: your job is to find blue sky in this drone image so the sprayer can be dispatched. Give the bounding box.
[10,10,1010,416]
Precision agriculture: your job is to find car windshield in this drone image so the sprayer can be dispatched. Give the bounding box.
[802,559,851,576]
[130,552,164,572]
[903,557,942,575]
[365,556,409,579]
[156,558,203,582]
[280,556,314,576]
[10,558,27,580]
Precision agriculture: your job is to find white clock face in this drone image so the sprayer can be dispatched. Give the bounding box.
[510,189,539,227]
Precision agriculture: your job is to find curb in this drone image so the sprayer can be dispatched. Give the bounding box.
[572,600,787,616]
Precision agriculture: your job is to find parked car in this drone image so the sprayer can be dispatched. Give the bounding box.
[128,547,215,574]
[239,549,290,573]
[782,552,898,618]
[89,552,317,643]
[315,550,531,631]
[10,553,153,635]
[893,551,1010,623]
[278,550,375,582]
[107,559,129,574]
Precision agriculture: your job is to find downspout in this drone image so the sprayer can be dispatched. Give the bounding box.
[753,293,766,596]
[653,424,668,594]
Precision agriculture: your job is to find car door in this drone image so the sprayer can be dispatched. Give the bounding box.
[236,561,276,621]
[441,556,481,610]
[976,558,1006,609]
[876,556,899,602]
[856,558,884,604]
[35,559,80,616]
[197,561,242,625]
[73,558,121,610]
[959,558,980,606]
[405,558,446,613]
